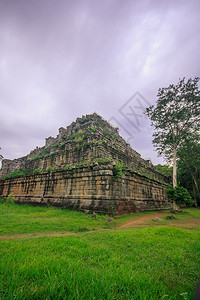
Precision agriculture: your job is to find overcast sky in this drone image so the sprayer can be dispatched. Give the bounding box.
[0,0,199,165]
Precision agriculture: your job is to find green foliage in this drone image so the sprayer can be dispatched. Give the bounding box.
[74,138,83,143]
[33,168,41,174]
[79,158,85,164]
[93,158,114,164]
[50,152,55,165]
[46,167,54,172]
[146,77,200,162]
[98,139,106,143]
[178,139,200,206]
[166,184,194,207]
[83,142,88,149]
[89,127,96,132]
[67,131,86,140]
[30,149,49,161]
[155,164,173,177]
[5,193,15,205]
[3,170,32,179]
[63,164,73,171]
[113,162,125,178]
[101,126,118,140]
[94,122,119,141]
[51,143,59,148]
[59,142,65,148]
[0,197,5,204]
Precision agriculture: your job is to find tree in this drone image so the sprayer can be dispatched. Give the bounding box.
[178,139,200,206]
[166,185,194,207]
[145,77,200,209]
[155,164,172,178]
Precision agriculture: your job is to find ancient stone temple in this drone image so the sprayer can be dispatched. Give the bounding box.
[0,113,171,214]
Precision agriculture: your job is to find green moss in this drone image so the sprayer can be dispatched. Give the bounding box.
[3,170,32,179]
[89,127,96,133]
[93,158,114,163]
[98,140,106,143]
[74,138,83,143]
[67,131,86,140]
[30,149,50,161]
[51,143,59,148]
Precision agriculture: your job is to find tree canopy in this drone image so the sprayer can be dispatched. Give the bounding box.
[146,77,200,163]
[178,139,200,206]
[146,77,200,209]
[155,164,172,178]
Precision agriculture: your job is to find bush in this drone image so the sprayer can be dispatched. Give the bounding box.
[46,167,54,172]
[166,185,194,207]
[5,193,15,205]
[113,162,125,178]
[0,197,5,204]
[33,168,41,174]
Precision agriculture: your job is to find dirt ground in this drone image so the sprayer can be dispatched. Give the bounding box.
[119,212,165,228]
[1,211,200,241]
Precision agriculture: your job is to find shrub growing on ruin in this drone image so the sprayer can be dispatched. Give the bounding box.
[33,168,41,174]
[113,162,125,178]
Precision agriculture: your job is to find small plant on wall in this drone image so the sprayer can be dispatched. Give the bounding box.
[113,162,125,178]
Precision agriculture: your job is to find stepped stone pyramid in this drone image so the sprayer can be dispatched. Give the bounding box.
[0,113,171,214]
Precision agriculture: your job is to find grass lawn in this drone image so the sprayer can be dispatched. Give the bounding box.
[0,203,200,299]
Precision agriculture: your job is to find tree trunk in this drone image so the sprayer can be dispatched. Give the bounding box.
[173,146,177,188]
[193,177,200,207]
[192,183,198,207]
[172,146,180,211]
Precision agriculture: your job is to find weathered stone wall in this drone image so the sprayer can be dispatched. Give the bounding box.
[0,113,171,214]
[0,125,167,183]
[0,163,171,214]
[0,113,162,180]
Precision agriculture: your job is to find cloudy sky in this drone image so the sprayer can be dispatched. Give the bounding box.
[0,0,199,165]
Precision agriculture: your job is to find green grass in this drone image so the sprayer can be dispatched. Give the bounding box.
[0,204,116,235]
[147,208,200,226]
[0,204,200,299]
